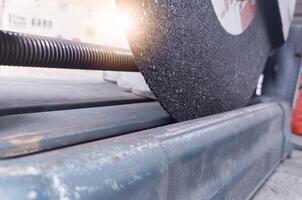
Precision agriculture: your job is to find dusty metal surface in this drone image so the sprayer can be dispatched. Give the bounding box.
[0,101,291,200]
[253,150,302,200]
[0,77,151,116]
[0,102,171,158]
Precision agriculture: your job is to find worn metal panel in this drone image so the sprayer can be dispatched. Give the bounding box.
[160,102,287,200]
[0,77,151,116]
[0,102,291,200]
[0,102,171,158]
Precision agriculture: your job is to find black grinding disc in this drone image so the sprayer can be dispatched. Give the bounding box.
[121,0,283,121]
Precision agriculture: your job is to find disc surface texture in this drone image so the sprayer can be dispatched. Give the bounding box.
[124,0,279,121]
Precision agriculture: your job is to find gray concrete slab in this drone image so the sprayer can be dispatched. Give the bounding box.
[253,150,302,200]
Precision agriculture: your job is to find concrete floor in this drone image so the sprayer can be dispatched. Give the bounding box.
[253,150,302,200]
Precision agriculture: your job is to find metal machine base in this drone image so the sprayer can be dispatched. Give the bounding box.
[0,99,291,200]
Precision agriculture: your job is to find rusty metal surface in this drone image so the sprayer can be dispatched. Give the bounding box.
[0,77,150,116]
[0,102,171,158]
[0,101,291,200]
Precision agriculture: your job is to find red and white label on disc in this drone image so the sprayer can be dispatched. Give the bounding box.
[211,0,258,35]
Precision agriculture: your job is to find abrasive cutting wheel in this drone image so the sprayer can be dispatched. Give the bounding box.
[119,0,284,121]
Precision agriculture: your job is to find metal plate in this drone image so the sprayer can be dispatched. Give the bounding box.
[0,102,171,158]
[0,77,150,116]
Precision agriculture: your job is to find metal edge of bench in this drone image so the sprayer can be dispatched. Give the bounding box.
[0,98,153,117]
[0,102,172,158]
[0,79,152,116]
[0,101,291,200]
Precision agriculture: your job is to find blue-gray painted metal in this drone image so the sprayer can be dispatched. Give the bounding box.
[0,101,291,200]
[261,43,300,105]
[0,77,150,116]
[0,102,171,158]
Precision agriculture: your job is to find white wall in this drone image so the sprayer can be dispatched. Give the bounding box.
[0,0,129,46]
[0,0,130,80]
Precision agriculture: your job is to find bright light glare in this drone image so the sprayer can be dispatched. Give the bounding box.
[114,11,134,33]
[97,3,134,48]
